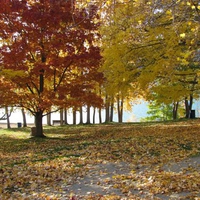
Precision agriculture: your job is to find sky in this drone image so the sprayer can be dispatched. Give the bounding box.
[0,101,149,124]
[1,100,200,125]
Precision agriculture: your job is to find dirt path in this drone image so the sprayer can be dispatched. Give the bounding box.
[64,156,200,199]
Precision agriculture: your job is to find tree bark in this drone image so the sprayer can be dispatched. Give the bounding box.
[98,107,102,124]
[117,96,123,123]
[47,112,51,126]
[189,94,193,112]
[185,97,190,118]
[64,108,68,125]
[86,105,91,124]
[31,111,45,137]
[60,108,64,125]
[173,101,179,120]
[110,101,114,122]
[73,108,76,125]
[93,107,96,124]
[5,106,11,129]
[105,95,110,123]
[185,95,193,118]
[21,108,27,127]
[79,106,83,124]
[98,87,102,124]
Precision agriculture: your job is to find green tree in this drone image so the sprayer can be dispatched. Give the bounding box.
[142,102,173,122]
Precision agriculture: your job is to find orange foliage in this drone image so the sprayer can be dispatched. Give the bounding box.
[0,0,103,113]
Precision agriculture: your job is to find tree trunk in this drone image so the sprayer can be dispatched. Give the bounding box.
[98,107,102,124]
[117,96,123,123]
[73,108,76,125]
[31,111,45,137]
[86,105,91,124]
[47,112,51,126]
[110,101,114,122]
[105,95,110,123]
[185,95,193,119]
[189,94,193,112]
[173,101,179,120]
[79,106,83,124]
[64,108,68,125]
[119,100,123,123]
[60,108,64,125]
[185,97,190,118]
[5,106,11,129]
[98,87,102,124]
[21,108,27,127]
[93,107,96,124]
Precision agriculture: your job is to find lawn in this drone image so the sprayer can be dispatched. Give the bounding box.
[0,120,200,199]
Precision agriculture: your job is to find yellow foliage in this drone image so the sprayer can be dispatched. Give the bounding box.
[1,69,26,79]
[106,0,111,6]
[180,33,186,38]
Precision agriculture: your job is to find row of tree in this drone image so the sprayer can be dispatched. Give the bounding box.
[0,0,200,137]
[101,0,200,121]
[0,106,113,129]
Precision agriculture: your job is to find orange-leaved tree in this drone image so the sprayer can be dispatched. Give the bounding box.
[0,0,102,137]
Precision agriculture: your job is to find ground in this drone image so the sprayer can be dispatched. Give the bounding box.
[65,156,200,199]
[0,120,200,199]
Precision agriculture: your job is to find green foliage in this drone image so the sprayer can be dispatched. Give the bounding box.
[142,102,173,122]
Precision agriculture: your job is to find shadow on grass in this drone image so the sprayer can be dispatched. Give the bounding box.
[0,125,96,154]
[1,120,200,155]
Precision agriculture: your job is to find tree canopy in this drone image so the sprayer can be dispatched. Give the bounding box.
[0,0,200,134]
[0,0,103,136]
[100,0,200,119]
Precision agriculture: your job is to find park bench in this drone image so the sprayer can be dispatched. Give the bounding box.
[52,120,61,125]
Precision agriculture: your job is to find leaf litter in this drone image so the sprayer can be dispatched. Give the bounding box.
[0,121,200,199]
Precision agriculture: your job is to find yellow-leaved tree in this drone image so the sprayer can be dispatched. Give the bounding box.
[101,0,200,120]
[100,1,144,122]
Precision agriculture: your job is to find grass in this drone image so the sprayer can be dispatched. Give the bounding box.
[0,120,200,199]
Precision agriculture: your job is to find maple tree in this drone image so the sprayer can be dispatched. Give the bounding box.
[74,0,135,123]
[0,0,103,136]
[100,1,149,122]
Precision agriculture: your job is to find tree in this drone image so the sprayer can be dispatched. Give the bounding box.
[79,106,83,124]
[101,0,200,118]
[135,0,200,112]
[46,111,51,126]
[100,1,148,122]
[5,106,11,128]
[143,102,173,122]
[142,100,182,122]
[21,108,27,127]
[0,0,102,137]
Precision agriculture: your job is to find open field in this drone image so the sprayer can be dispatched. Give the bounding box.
[0,120,200,199]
